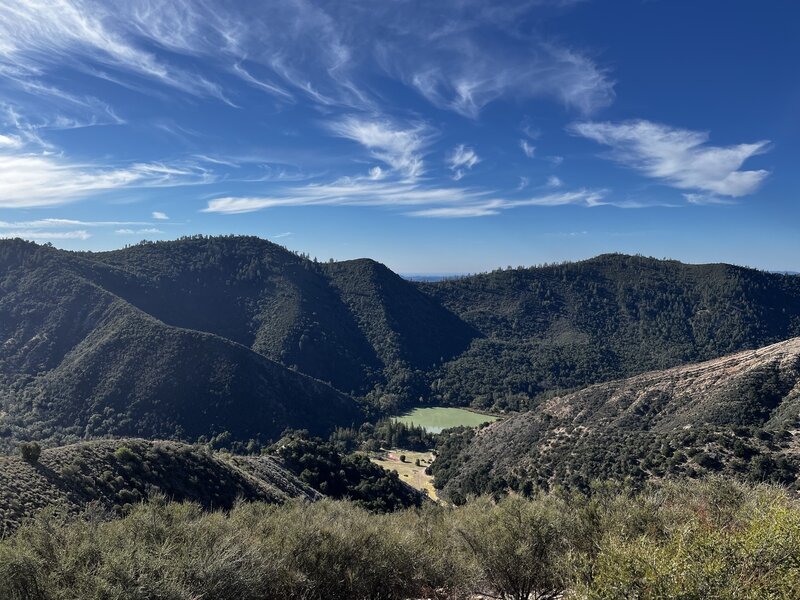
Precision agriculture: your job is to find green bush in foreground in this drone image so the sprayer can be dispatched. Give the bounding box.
[1,478,799,599]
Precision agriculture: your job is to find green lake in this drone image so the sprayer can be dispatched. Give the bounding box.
[393,407,498,434]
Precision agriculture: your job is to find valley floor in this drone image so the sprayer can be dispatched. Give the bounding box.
[369,449,438,500]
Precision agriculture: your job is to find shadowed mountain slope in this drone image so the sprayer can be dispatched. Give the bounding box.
[81,236,476,396]
[0,240,361,451]
[84,237,385,394]
[323,258,477,404]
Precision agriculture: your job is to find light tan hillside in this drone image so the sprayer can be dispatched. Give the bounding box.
[540,336,800,429]
[438,337,800,500]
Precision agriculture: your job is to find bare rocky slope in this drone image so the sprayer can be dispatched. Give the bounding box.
[435,337,800,501]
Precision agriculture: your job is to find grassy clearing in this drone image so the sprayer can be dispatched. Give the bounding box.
[369,450,438,501]
[393,406,498,433]
[378,407,499,502]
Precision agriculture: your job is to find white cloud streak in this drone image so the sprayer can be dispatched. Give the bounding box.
[0,229,91,240]
[407,203,506,218]
[151,211,169,220]
[202,171,614,218]
[406,189,610,217]
[683,193,736,206]
[232,62,294,101]
[0,151,213,208]
[569,119,770,197]
[115,227,163,235]
[329,116,432,179]
[0,218,151,228]
[203,176,487,214]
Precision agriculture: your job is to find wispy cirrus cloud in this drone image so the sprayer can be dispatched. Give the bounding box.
[406,189,610,217]
[231,63,294,102]
[115,227,163,235]
[0,218,152,228]
[0,229,91,240]
[202,168,613,218]
[408,203,506,218]
[0,1,611,119]
[384,36,614,118]
[328,116,433,179]
[0,150,213,208]
[0,80,125,133]
[520,139,536,158]
[1,101,216,208]
[683,193,737,206]
[569,119,770,198]
[0,0,235,104]
[0,0,369,112]
[202,176,486,214]
[447,144,480,180]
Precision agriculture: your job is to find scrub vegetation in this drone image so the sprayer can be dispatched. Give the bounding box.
[2,478,798,600]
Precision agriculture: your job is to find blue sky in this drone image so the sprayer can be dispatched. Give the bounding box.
[0,0,797,273]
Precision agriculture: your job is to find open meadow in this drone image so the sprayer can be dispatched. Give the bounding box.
[393,407,498,433]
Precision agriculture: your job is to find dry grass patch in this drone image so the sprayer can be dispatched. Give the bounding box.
[370,450,438,501]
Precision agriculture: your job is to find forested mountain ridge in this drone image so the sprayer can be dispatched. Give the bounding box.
[82,237,388,395]
[434,336,800,502]
[78,236,475,399]
[0,238,362,451]
[2,236,800,452]
[323,258,476,408]
[421,253,800,409]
